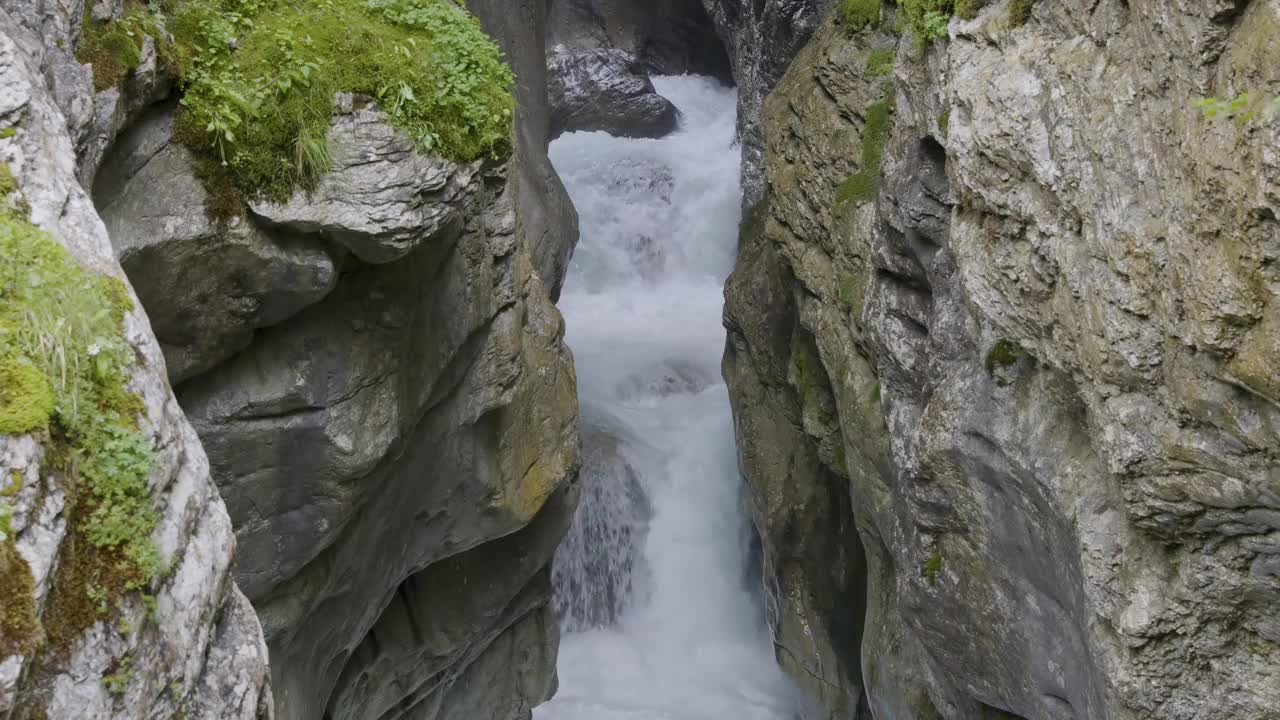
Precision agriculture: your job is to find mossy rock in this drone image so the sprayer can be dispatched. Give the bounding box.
[836,92,894,206]
[984,338,1025,374]
[0,195,159,646]
[0,538,43,657]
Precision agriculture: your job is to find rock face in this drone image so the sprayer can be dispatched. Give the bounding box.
[725,2,1280,720]
[548,47,680,139]
[0,7,271,719]
[700,0,834,206]
[74,0,581,718]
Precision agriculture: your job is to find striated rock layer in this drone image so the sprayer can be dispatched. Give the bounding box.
[0,6,271,719]
[725,2,1280,719]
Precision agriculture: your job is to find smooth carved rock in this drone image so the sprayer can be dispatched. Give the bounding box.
[96,109,339,383]
[548,46,680,139]
[0,10,271,718]
[251,101,479,264]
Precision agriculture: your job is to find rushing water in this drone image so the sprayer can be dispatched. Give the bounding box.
[536,76,800,720]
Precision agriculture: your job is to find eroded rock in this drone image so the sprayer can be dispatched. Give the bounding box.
[725,2,1280,719]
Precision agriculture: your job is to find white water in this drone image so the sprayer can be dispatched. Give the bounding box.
[537,77,800,720]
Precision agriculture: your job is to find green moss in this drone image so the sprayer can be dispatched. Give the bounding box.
[0,359,55,435]
[938,109,950,137]
[0,201,159,648]
[792,336,823,415]
[836,92,893,205]
[922,551,942,586]
[953,0,988,19]
[984,338,1025,374]
[0,127,14,139]
[866,48,895,77]
[1007,0,1034,26]
[0,537,43,657]
[843,0,881,30]
[170,0,515,203]
[76,3,165,92]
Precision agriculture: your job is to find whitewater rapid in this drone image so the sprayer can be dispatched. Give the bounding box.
[536,77,800,720]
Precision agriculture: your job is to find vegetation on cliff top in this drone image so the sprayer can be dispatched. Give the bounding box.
[171,0,514,202]
[0,165,160,651]
[80,0,515,204]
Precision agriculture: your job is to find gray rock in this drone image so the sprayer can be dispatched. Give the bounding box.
[0,10,270,718]
[250,102,478,265]
[96,109,340,383]
[548,46,680,139]
[469,0,580,299]
[700,0,834,207]
[725,3,1280,720]
[547,0,732,80]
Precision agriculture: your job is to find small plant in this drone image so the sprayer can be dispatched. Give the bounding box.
[896,0,955,47]
[938,108,950,137]
[102,656,133,696]
[1197,93,1280,126]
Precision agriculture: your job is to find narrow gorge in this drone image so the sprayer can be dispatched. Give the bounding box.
[0,1,1277,720]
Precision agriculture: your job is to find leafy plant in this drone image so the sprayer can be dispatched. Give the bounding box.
[1197,93,1280,126]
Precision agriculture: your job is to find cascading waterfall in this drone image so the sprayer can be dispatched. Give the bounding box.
[537,76,800,720]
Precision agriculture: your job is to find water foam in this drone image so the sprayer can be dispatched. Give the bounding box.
[537,76,800,720]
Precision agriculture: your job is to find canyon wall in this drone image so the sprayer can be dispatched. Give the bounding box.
[0,5,271,717]
[4,0,582,718]
[725,1,1280,718]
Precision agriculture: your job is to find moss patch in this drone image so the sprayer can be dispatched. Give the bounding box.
[169,0,515,203]
[0,359,55,435]
[0,190,158,648]
[0,538,43,657]
[1007,0,1034,27]
[938,109,950,137]
[984,338,1025,374]
[866,48,895,77]
[922,551,942,586]
[836,92,893,206]
[843,0,882,30]
[76,2,167,92]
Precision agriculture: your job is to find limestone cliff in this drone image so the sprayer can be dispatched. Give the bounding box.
[725,1,1280,719]
[3,0,582,718]
[0,7,270,718]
